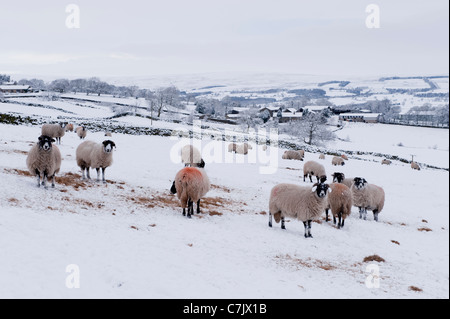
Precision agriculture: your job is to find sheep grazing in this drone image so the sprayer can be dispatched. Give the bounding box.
[411,162,421,170]
[325,183,353,229]
[170,167,211,218]
[65,123,74,132]
[331,172,354,189]
[319,153,325,160]
[332,156,346,166]
[282,150,304,161]
[269,182,331,238]
[381,159,392,165]
[228,143,237,153]
[41,123,66,145]
[26,135,62,188]
[76,126,87,139]
[351,177,385,221]
[76,140,116,183]
[181,145,205,168]
[303,160,326,183]
[104,132,112,137]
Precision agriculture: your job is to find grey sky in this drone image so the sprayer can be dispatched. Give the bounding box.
[0,0,448,80]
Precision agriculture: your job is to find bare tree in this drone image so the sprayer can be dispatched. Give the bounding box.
[283,111,335,146]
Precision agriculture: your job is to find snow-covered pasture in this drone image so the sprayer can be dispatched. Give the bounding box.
[0,122,448,298]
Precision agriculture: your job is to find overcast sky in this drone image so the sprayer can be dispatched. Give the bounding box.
[0,0,448,81]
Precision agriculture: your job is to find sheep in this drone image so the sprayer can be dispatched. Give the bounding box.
[331,172,354,189]
[76,126,87,139]
[26,135,62,188]
[319,153,325,160]
[411,162,421,170]
[105,132,112,137]
[235,143,249,155]
[297,149,305,159]
[282,150,304,161]
[228,143,237,153]
[341,154,349,160]
[381,159,392,165]
[41,123,66,145]
[244,142,253,150]
[65,123,74,132]
[262,145,267,151]
[170,167,210,218]
[302,160,326,183]
[76,140,116,183]
[268,182,331,238]
[325,183,353,229]
[351,177,385,221]
[181,144,205,168]
[332,156,346,166]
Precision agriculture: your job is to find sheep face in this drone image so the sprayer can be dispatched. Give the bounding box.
[332,172,345,183]
[312,183,330,198]
[353,177,368,190]
[102,140,116,153]
[170,181,177,194]
[38,135,55,152]
[198,159,205,168]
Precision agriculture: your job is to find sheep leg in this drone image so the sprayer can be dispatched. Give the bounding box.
[281,217,285,230]
[35,169,41,187]
[196,199,200,214]
[268,213,272,227]
[42,171,48,189]
[338,212,342,229]
[325,209,329,222]
[333,215,336,225]
[182,208,186,216]
[187,200,193,218]
[96,168,101,182]
[86,168,91,180]
[362,208,368,220]
[309,175,313,183]
[303,220,313,238]
[373,210,379,222]
[303,174,306,182]
[359,207,363,219]
[102,167,106,183]
[51,174,56,188]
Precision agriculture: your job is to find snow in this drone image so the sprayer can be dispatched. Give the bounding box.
[0,115,448,298]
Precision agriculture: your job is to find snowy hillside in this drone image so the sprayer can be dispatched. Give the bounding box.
[0,93,448,299]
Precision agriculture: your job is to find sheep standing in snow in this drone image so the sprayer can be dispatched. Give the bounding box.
[181,145,205,168]
[319,153,325,160]
[235,143,249,155]
[228,143,237,153]
[332,156,346,166]
[65,123,74,132]
[26,135,62,188]
[76,126,87,140]
[325,183,353,229]
[331,172,354,189]
[269,182,331,238]
[381,159,392,165]
[282,150,304,161]
[302,160,327,183]
[104,132,112,137]
[41,123,66,145]
[170,167,211,218]
[411,162,421,170]
[76,140,116,183]
[351,177,385,221]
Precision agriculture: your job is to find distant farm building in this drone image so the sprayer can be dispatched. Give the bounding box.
[0,85,32,94]
[339,113,381,123]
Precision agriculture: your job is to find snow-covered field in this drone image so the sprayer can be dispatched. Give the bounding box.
[0,101,448,298]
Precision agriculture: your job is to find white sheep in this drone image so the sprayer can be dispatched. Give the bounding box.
[76,140,116,183]
[381,159,392,165]
[235,143,249,155]
[105,132,112,137]
[332,156,346,166]
[325,183,353,229]
[331,172,354,189]
[181,144,205,168]
[282,150,304,161]
[351,177,385,221]
[228,143,237,153]
[411,162,421,170]
[76,126,87,139]
[41,123,66,144]
[303,160,327,183]
[341,154,349,160]
[170,167,211,218]
[269,182,331,238]
[65,123,74,132]
[26,135,62,188]
[319,153,325,160]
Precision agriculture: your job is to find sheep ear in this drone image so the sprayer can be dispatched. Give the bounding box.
[51,138,56,143]
[311,186,317,193]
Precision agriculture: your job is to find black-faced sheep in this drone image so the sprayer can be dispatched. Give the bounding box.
[331,172,354,189]
[351,177,385,221]
[76,140,116,183]
[26,135,62,188]
[332,156,346,166]
[170,167,211,218]
[41,123,66,145]
[76,126,87,140]
[269,182,331,238]
[181,145,205,168]
[303,160,326,183]
[325,183,353,229]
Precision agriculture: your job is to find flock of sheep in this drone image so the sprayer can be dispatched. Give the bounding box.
[26,123,116,188]
[25,125,422,239]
